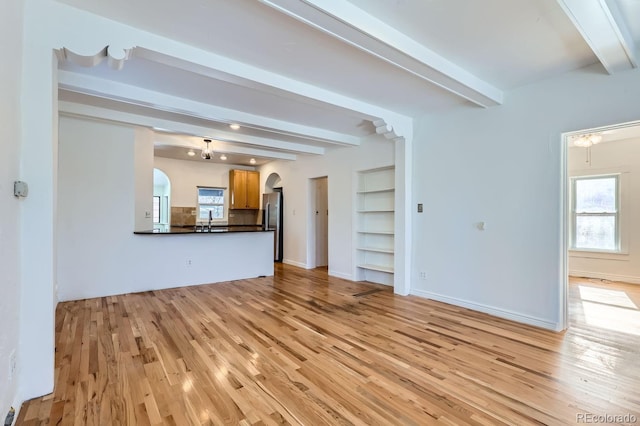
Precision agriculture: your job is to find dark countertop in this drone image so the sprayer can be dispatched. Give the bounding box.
[134,225,273,235]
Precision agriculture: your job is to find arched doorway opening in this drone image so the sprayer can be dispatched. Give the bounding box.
[264,173,283,262]
[153,168,171,231]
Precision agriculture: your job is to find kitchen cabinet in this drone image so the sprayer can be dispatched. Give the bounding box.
[229,169,260,209]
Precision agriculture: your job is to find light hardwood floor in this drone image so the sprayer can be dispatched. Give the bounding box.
[17,266,640,425]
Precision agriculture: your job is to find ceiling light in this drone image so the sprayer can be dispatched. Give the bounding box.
[572,133,603,148]
[249,158,256,165]
[187,150,196,157]
[220,154,227,160]
[229,124,240,130]
[201,139,213,160]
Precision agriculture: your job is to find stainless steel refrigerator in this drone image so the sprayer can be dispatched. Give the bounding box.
[263,191,283,262]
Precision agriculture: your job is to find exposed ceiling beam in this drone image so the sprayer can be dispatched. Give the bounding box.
[208,142,296,161]
[131,47,406,129]
[58,70,360,147]
[59,100,325,156]
[47,1,413,140]
[258,0,503,107]
[556,0,637,73]
[152,134,298,161]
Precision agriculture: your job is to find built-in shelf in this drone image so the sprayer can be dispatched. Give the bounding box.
[357,230,394,235]
[356,166,395,286]
[357,264,394,273]
[357,247,394,254]
[356,188,395,194]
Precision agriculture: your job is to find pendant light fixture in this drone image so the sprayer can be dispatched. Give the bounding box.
[201,139,213,160]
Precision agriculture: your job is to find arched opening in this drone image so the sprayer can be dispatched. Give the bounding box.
[264,172,283,262]
[265,172,282,193]
[153,168,171,231]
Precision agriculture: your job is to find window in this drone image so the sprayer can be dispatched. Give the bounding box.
[153,196,161,223]
[198,187,225,220]
[571,175,619,251]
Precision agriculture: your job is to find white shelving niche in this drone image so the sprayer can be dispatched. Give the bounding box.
[355,166,395,286]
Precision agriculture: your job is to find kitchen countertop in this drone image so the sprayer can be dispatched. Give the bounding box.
[134,225,273,235]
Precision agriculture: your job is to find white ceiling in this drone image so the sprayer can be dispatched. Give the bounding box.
[346,0,598,88]
[55,0,640,166]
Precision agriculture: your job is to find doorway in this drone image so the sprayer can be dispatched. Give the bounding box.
[310,176,328,268]
[264,173,283,262]
[273,187,284,262]
[562,120,640,331]
[153,168,171,231]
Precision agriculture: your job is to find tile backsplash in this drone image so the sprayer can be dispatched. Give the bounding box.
[171,206,197,227]
[170,207,261,227]
[228,209,261,225]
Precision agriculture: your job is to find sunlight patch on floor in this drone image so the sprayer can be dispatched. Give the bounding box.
[578,285,638,309]
[581,298,640,336]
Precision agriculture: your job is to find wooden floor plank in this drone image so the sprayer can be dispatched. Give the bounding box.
[16,267,640,425]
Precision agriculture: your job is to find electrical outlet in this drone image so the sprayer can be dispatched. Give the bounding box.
[145,211,151,218]
[9,350,16,381]
[419,271,427,280]
[186,259,192,267]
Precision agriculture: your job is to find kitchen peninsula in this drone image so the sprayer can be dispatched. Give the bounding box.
[134,225,270,234]
[130,225,274,292]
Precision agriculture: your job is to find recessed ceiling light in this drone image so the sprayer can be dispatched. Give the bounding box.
[220,154,227,160]
[229,123,240,130]
[187,150,196,157]
[249,158,256,165]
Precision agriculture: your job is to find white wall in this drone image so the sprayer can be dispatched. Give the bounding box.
[412,64,640,330]
[569,138,640,283]
[57,116,273,301]
[0,0,24,417]
[258,135,395,279]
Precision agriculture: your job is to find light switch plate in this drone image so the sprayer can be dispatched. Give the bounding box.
[14,181,28,198]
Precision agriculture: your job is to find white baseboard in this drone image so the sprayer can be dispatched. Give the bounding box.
[329,270,352,280]
[569,270,640,285]
[411,289,561,331]
[283,259,309,269]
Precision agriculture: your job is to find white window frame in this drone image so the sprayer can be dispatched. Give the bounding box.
[570,174,620,253]
[197,186,226,222]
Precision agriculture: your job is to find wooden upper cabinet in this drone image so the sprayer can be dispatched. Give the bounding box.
[246,171,260,209]
[229,169,260,209]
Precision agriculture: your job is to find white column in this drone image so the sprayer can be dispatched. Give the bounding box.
[18,0,58,399]
[394,133,412,296]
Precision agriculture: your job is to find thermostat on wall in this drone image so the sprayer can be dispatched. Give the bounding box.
[14,181,28,198]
